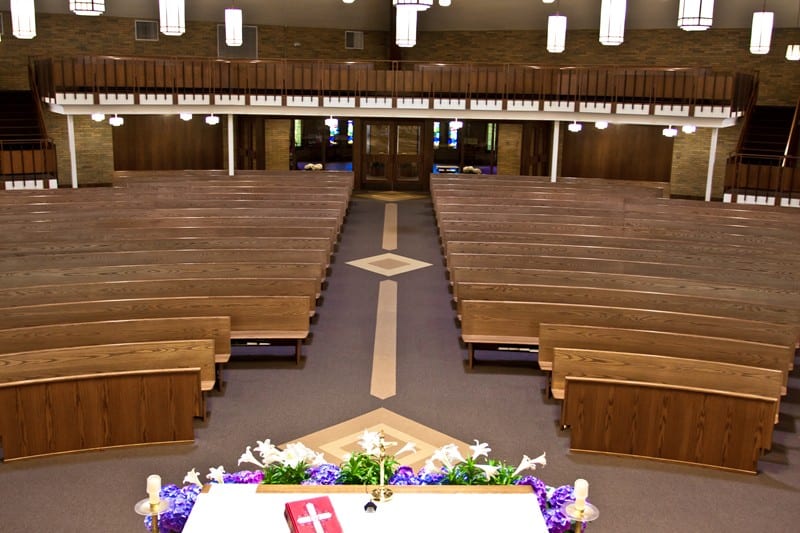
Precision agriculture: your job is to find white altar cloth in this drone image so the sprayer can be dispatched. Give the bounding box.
[182,484,548,533]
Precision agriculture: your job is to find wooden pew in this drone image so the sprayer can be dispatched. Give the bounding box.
[538,323,795,377]
[0,369,200,461]
[562,376,777,474]
[0,278,321,317]
[459,300,798,368]
[0,295,310,364]
[454,283,800,340]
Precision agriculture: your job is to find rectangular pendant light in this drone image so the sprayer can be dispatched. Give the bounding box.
[160,0,186,36]
[677,0,714,31]
[225,8,243,47]
[599,0,626,46]
[547,15,567,54]
[11,0,37,39]
[70,1,105,16]
[750,11,774,55]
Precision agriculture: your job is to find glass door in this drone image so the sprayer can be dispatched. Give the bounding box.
[361,120,425,191]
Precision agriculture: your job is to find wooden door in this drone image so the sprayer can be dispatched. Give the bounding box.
[235,116,265,170]
[361,120,424,191]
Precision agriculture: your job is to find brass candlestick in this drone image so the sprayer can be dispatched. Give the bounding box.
[134,497,170,533]
[562,500,599,533]
[370,431,394,503]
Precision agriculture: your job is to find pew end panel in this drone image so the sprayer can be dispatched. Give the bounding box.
[561,377,777,474]
[0,369,200,461]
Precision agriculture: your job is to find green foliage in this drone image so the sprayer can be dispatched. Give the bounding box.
[261,462,309,485]
[337,452,398,485]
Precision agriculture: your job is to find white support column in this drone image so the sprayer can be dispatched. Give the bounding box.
[227,114,235,177]
[550,121,560,183]
[67,115,78,188]
[705,127,719,202]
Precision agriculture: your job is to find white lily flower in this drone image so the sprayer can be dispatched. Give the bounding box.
[395,441,417,458]
[442,443,466,466]
[512,452,547,477]
[255,439,281,465]
[183,468,203,487]
[475,463,501,480]
[469,440,492,461]
[423,458,438,472]
[357,430,381,456]
[207,465,226,484]
[282,442,317,467]
[310,452,328,466]
[238,446,265,468]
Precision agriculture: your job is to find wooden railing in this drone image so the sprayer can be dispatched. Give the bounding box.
[0,138,58,181]
[31,56,757,114]
[724,153,800,200]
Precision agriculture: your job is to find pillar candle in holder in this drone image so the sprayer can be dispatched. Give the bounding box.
[574,478,589,511]
[147,474,162,505]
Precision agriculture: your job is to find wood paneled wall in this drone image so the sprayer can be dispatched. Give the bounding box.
[561,124,673,181]
[112,116,223,171]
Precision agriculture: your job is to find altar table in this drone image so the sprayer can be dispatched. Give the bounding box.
[182,484,548,532]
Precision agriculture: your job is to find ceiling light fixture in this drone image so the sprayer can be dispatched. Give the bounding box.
[599,0,626,46]
[750,6,774,55]
[225,7,243,47]
[324,116,338,129]
[70,1,105,17]
[109,114,124,127]
[662,125,678,137]
[595,121,609,130]
[439,0,451,6]
[450,118,463,130]
[11,0,37,39]
[677,1,714,31]
[205,114,220,126]
[394,1,433,48]
[787,1,800,60]
[179,112,193,121]
[682,124,697,134]
[568,121,582,133]
[547,14,567,54]
[91,112,105,122]
[160,0,186,37]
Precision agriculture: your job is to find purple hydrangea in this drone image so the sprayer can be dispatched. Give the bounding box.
[144,484,202,533]
[544,508,573,533]
[223,470,264,484]
[389,466,422,485]
[415,468,447,485]
[515,475,548,512]
[302,463,341,485]
[548,484,576,510]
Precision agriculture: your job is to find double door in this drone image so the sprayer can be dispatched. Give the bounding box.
[361,120,426,191]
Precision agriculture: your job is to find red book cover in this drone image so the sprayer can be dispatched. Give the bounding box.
[284,496,344,533]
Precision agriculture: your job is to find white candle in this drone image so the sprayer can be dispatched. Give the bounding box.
[574,478,588,511]
[147,474,161,505]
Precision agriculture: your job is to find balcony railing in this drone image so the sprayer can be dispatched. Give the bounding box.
[31,56,757,116]
[0,138,58,184]
[724,153,800,205]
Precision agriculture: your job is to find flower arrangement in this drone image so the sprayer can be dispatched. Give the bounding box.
[303,163,324,171]
[461,165,483,174]
[144,433,586,533]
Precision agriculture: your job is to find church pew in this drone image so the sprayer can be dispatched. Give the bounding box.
[449,267,800,312]
[0,236,333,257]
[0,368,200,461]
[538,323,795,377]
[550,345,787,402]
[561,376,776,474]
[0,262,325,292]
[0,316,231,365]
[0,295,310,364]
[447,253,798,290]
[0,249,329,287]
[459,300,798,368]
[0,278,321,317]
[453,283,800,341]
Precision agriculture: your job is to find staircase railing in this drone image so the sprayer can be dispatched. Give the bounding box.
[724,153,800,203]
[783,93,800,165]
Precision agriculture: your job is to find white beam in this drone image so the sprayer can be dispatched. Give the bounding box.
[550,121,560,183]
[66,115,78,188]
[227,114,235,176]
[705,127,719,202]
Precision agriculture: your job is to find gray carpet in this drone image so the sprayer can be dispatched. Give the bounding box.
[0,196,797,532]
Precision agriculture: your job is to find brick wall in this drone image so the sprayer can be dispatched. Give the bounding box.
[497,123,522,176]
[265,120,291,171]
[42,111,114,187]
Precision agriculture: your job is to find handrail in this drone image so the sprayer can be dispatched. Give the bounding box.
[0,138,58,181]
[724,152,800,202]
[31,56,757,117]
[734,74,760,154]
[783,93,800,166]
